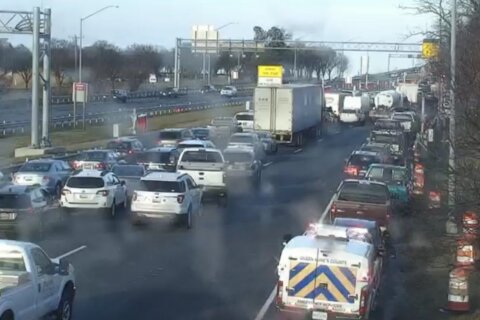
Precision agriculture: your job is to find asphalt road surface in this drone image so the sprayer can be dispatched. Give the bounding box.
[0,93,246,125]
[6,125,373,320]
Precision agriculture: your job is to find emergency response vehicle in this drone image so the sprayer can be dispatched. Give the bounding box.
[277,225,381,320]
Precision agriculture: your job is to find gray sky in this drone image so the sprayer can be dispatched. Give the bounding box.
[2,0,433,73]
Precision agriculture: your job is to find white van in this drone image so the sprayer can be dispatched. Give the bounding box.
[234,111,254,132]
[276,225,381,320]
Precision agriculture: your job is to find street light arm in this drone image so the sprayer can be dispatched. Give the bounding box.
[217,21,239,31]
[81,5,119,22]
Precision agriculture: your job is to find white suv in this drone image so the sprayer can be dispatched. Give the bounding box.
[60,170,128,217]
[130,172,202,228]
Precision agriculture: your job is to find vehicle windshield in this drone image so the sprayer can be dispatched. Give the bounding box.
[367,167,407,182]
[0,194,31,209]
[224,152,253,163]
[236,114,254,121]
[82,152,108,161]
[181,151,223,163]
[375,121,400,129]
[342,109,357,114]
[177,143,204,149]
[18,162,51,172]
[338,182,389,204]
[230,135,254,144]
[107,141,132,150]
[371,133,400,145]
[66,177,105,188]
[159,131,181,140]
[0,249,26,272]
[138,180,185,193]
[112,165,144,177]
[349,154,378,167]
[192,129,209,137]
[393,114,413,121]
[135,151,172,164]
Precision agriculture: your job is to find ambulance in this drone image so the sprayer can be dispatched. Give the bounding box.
[276,225,381,319]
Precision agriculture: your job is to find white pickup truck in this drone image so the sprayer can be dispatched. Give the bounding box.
[176,148,228,206]
[0,240,76,320]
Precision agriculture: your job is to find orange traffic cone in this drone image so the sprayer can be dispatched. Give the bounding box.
[455,238,476,268]
[447,267,470,312]
[462,211,479,240]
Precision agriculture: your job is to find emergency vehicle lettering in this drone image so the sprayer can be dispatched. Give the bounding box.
[288,261,358,303]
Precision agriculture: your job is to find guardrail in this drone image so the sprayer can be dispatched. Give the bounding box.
[0,97,250,135]
[49,87,254,105]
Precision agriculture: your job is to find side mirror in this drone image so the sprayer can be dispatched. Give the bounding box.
[58,258,70,276]
[282,234,293,246]
[120,180,126,186]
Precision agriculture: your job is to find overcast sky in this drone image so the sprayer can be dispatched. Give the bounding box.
[2,0,434,73]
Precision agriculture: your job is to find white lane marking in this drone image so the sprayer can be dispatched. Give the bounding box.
[54,245,87,260]
[294,148,303,154]
[263,161,273,168]
[254,285,277,320]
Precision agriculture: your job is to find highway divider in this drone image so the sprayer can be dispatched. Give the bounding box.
[0,97,251,137]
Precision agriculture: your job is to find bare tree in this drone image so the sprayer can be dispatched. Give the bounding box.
[84,41,124,90]
[50,38,74,87]
[11,45,32,89]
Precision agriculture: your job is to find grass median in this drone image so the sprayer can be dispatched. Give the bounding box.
[1,104,246,165]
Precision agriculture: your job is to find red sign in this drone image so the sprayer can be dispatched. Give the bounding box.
[75,83,86,91]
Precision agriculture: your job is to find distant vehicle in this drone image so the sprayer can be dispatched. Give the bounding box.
[255,131,278,154]
[111,164,146,199]
[228,133,265,160]
[106,137,144,157]
[200,85,217,94]
[392,112,417,134]
[369,130,407,164]
[135,147,180,172]
[72,150,121,171]
[208,117,241,137]
[324,92,348,117]
[374,119,403,131]
[157,128,194,147]
[161,87,178,98]
[0,184,54,237]
[339,108,366,125]
[0,240,76,320]
[234,111,254,132]
[254,85,323,146]
[112,89,128,103]
[60,170,128,217]
[176,139,216,154]
[220,86,238,97]
[344,150,385,178]
[149,74,157,83]
[176,148,227,206]
[333,218,386,257]
[130,171,202,228]
[191,127,213,140]
[223,146,262,186]
[13,159,73,197]
[366,164,412,211]
[330,179,392,231]
[359,142,395,164]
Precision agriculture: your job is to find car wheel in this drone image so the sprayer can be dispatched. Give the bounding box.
[123,193,128,210]
[55,183,62,199]
[185,206,193,229]
[107,200,116,218]
[55,286,74,320]
[217,194,228,207]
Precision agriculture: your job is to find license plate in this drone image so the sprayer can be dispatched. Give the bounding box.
[0,213,16,220]
[152,198,162,203]
[312,311,328,320]
[79,194,88,199]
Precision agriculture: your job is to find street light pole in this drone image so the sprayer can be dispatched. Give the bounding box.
[448,0,457,207]
[78,5,118,83]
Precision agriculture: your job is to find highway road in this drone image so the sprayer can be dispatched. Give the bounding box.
[0,93,249,128]
[3,125,378,320]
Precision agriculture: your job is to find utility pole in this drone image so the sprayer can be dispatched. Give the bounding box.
[293,48,297,79]
[41,8,51,144]
[73,35,78,80]
[448,0,457,207]
[31,7,40,147]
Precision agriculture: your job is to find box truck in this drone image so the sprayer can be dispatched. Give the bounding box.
[325,92,348,117]
[254,85,323,146]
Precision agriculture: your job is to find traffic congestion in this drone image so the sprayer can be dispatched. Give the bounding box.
[0,79,426,319]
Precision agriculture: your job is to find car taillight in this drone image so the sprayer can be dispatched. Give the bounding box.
[223,173,226,183]
[331,203,337,214]
[26,207,34,214]
[71,161,80,169]
[61,189,71,196]
[275,280,284,306]
[42,176,50,183]
[344,165,359,176]
[96,190,109,196]
[95,162,106,169]
[132,192,138,201]
[128,150,133,154]
[359,286,369,316]
[177,194,185,204]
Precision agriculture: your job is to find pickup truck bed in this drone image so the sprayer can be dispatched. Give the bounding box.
[331,199,390,229]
